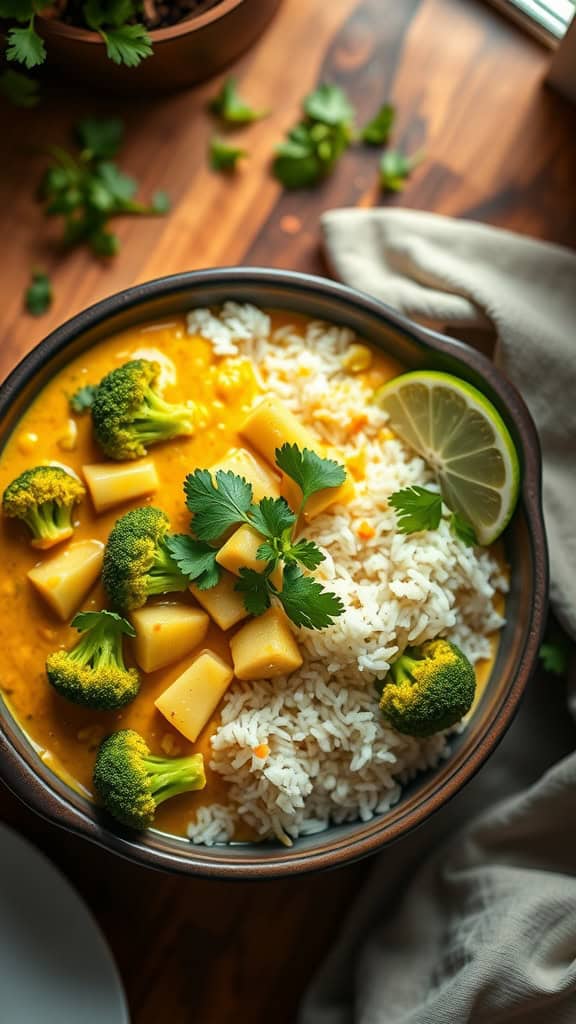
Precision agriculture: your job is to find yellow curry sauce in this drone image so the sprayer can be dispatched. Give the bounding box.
[0,313,499,839]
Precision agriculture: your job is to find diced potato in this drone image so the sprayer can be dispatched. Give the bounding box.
[281,474,355,522]
[230,607,303,681]
[190,572,248,631]
[215,525,283,590]
[28,539,104,621]
[240,398,353,519]
[239,397,318,468]
[130,603,209,673]
[209,447,281,502]
[155,649,234,743]
[83,459,159,513]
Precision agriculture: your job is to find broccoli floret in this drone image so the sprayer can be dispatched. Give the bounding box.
[46,610,140,710]
[2,465,85,549]
[379,638,476,737]
[93,728,206,829]
[102,505,188,611]
[91,358,194,460]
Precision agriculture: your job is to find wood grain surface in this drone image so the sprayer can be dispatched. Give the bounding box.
[1,1,575,1021]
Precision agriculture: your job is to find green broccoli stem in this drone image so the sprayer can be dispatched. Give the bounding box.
[130,387,193,440]
[24,501,73,542]
[144,754,205,805]
[146,541,189,596]
[69,620,126,671]
[389,654,420,686]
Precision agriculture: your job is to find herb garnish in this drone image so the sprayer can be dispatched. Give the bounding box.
[210,137,247,172]
[39,118,170,257]
[0,68,39,107]
[25,269,52,316]
[379,149,423,192]
[172,444,346,630]
[69,384,98,414]
[389,485,477,546]
[273,83,354,189]
[361,103,395,145]
[209,77,267,125]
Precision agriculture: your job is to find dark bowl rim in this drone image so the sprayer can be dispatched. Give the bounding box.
[0,266,548,879]
[38,0,251,44]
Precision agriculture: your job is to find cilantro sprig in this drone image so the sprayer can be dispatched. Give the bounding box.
[273,83,354,189]
[209,77,267,126]
[209,137,247,173]
[389,485,477,546]
[25,269,52,315]
[175,445,347,630]
[38,117,170,259]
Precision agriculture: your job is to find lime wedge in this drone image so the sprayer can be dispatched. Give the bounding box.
[375,370,520,545]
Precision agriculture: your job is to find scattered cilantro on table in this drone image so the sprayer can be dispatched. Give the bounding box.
[361,103,395,145]
[273,83,355,189]
[38,117,170,259]
[24,269,52,315]
[379,149,423,192]
[209,137,247,172]
[209,77,267,125]
[0,67,39,107]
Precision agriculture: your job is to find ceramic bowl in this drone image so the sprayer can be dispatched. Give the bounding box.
[35,0,281,92]
[0,268,548,878]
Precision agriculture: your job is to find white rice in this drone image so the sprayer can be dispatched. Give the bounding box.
[184,303,508,846]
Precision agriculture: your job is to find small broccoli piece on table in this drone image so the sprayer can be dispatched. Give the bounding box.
[379,638,476,738]
[93,728,206,829]
[102,505,188,611]
[46,609,139,710]
[2,465,85,550]
[91,358,194,460]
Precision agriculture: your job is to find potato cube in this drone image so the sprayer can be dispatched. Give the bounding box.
[190,572,248,631]
[83,459,158,513]
[209,447,281,502]
[239,397,318,468]
[230,607,303,681]
[215,525,282,589]
[155,649,234,743]
[28,539,104,621]
[130,603,209,673]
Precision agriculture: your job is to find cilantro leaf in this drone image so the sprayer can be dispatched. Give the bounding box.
[275,443,346,506]
[284,538,325,570]
[0,68,39,108]
[277,564,344,630]
[209,77,267,125]
[209,137,247,172]
[6,22,46,69]
[248,496,296,540]
[361,103,395,145]
[71,609,136,638]
[388,486,442,534]
[101,24,152,67]
[235,568,272,617]
[75,118,124,160]
[273,132,322,189]
[164,534,221,591]
[303,83,354,127]
[379,149,423,192]
[151,190,170,214]
[70,384,97,413]
[25,269,52,316]
[450,513,477,547]
[184,468,254,541]
[539,642,569,676]
[94,161,138,205]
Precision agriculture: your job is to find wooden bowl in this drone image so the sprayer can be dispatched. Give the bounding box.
[0,268,548,878]
[36,0,281,92]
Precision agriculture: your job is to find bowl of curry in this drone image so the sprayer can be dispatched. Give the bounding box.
[0,268,547,878]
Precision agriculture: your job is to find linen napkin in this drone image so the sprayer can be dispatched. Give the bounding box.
[298,211,576,1024]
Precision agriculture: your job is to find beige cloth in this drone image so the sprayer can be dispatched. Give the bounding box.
[298,211,576,1024]
[322,208,576,635]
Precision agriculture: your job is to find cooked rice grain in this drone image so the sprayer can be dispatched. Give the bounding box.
[184,305,507,846]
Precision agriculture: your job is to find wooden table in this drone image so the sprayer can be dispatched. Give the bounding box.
[1,1,575,1020]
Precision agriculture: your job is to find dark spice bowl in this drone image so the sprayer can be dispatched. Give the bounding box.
[0,268,548,879]
[35,0,281,92]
